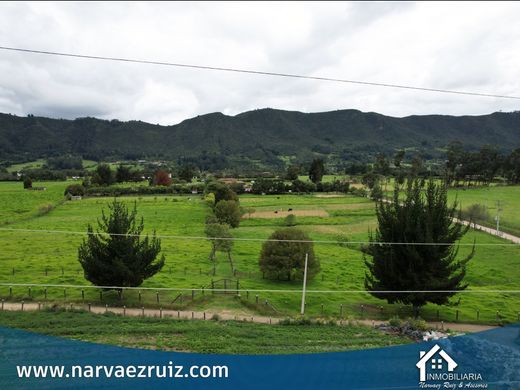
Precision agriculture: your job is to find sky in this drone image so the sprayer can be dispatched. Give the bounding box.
[0,1,519,125]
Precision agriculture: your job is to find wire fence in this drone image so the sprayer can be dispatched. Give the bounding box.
[0,282,519,325]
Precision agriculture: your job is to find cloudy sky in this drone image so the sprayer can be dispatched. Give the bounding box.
[0,1,519,125]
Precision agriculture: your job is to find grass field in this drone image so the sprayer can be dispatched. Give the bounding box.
[0,181,69,224]
[377,178,520,237]
[0,309,408,354]
[0,181,519,325]
[6,159,98,173]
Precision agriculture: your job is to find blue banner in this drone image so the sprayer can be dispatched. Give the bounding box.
[1,324,519,389]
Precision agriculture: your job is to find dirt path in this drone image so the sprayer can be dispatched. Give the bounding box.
[0,301,496,333]
[381,199,520,244]
[454,218,520,244]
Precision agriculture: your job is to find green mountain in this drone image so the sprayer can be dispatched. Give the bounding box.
[1,108,520,170]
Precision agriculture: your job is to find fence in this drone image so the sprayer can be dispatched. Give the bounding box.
[0,283,518,325]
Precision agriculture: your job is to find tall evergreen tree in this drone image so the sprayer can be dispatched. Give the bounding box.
[78,199,165,294]
[364,179,474,317]
[308,158,325,184]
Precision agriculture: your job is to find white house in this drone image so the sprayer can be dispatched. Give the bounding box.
[416,344,457,382]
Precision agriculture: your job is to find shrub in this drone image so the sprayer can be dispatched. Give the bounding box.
[64,184,85,196]
[284,214,297,226]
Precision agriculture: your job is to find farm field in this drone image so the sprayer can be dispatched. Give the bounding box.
[0,181,70,224]
[0,181,519,325]
[0,309,409,354]
[380,179,520,237]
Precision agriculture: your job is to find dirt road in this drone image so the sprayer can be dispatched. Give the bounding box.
[0,301,497,333]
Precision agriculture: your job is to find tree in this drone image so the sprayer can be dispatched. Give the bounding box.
[214,200,241,228]
[370,182,383,201]
[115,164,132,183]
[204,223,234,274]
[374,153,390,176]
[153,169,172,186]
[78,199,165,295]
[286,164,301,181]
[23,176,32,189]
[364,179,474,317]
[259,228,319,281]
[410,155,424,178]
[92,164,114,186]
[445,141,464,184]
[505,148,520,184]
[308,158,325,184]
[205,181,238,203]
[393,149,405,168]
[178,165,195,182]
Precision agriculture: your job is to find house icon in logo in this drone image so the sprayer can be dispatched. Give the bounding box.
[416,344,458,382]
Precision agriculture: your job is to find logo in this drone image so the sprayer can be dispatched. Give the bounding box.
[416,344,457,382]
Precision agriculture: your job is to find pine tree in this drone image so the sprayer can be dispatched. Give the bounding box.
[78,199,165,295]
[364,179,474,317]
[308,158,325,184]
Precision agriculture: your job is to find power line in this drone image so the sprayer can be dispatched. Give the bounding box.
[0,45,519,100]
[1,283,520,294]
[0,227,517,246]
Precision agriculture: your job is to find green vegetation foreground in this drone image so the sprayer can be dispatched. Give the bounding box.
[0,309,408,354]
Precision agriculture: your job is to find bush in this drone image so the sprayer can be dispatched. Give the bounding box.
[461,203,491,223]
[64,184,85,196]
[388,316,402,328]
[23,177,32,189]
[284,214,297,226]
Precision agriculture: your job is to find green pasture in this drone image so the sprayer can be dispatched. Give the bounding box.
[0,182,519,325]
[380,179,520,237]
[0,181,69,224]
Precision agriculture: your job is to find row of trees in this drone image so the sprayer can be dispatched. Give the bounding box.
[77,179,472,317]
[352,143,520,188]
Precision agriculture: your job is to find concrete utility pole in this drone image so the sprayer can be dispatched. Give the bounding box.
[300,253,309,315]
[495,200,502,236]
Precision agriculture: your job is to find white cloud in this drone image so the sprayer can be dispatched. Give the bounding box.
[0,1,519,124]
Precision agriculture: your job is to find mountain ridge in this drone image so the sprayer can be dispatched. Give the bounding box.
[1,108,519,170]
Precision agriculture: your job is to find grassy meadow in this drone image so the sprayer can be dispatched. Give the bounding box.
[0,181,519,325]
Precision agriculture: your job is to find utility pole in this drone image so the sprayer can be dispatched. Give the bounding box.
[495,200,502,236]
[300,253,309,316]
